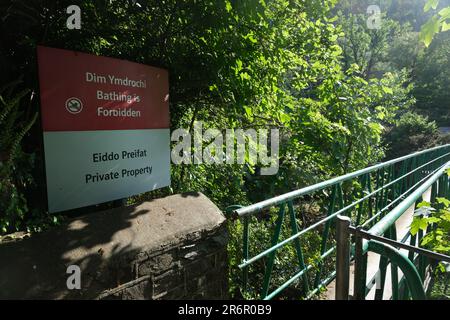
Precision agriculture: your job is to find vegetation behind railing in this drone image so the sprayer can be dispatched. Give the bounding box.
[227,144,450,300]
[350,162,450,300]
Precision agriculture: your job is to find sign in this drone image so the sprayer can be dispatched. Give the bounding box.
[37,46,170,213]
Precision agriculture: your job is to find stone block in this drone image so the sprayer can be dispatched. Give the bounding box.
[0,192,228,300]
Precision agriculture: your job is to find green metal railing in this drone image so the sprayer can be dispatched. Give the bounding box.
[348,160,450,300]
[227,144,450,300]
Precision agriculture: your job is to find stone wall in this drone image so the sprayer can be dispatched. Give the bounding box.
[0,192,228,300]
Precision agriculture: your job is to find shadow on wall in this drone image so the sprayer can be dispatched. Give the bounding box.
[0,191,205,299]
[0,193,232,299]
[0,205,149,299]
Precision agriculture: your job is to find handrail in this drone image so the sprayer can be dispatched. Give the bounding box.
[351,227,450,263]
[235,144,450,217]
[366,161,450,244]
[349,161,450,300]
[239,159,450,269]
[367,241,427,300]
[229,144,450,300]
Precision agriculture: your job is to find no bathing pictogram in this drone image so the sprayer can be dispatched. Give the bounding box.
[65,97,83,114]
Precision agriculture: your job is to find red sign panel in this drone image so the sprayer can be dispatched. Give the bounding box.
[37,46,169,131]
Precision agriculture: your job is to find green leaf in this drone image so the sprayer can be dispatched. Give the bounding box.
[421,234,434,245]
[410,217,429,236]
[425,0,440,12]
[382,86,393,95]
[416,201,431,208]
[427,217,441,224]
[438,7,450,19]
[441,212,450,222]
[420,16,441,47]
[239,72,250,81]
[225,0,232,13]
[436,263,446,273]
[279,112,291,123]
[234,59,243,74]
[419,218,430,231]
[244,106,253,117]
[436,197,450,207]
[368,122,383,134]
[442,21,450,32]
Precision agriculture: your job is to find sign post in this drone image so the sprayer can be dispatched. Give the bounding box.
[37,46,170,213]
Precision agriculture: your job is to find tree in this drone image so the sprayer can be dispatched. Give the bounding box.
[384,111,440,159]
[0,0,414,233]
[420,0,450,47]
[413,31,450,125]
[338,12,405,79]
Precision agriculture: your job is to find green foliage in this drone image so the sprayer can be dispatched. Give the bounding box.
[1,0,447,299]
[413,31,450,125]
[338,12,405,79]
[0,81,42,233]
[428,272,450,299]
[286,69,413,176]
[411,197,450,295]
[420,0,450,47]
[336,0,450,153]
[411,198,450,255]
[0,0,412,233]
[227,205,327,299]
[384,112,440,159]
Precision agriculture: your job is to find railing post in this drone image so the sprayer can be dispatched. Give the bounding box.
[335,215,351,300]
[354,226,367,300]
